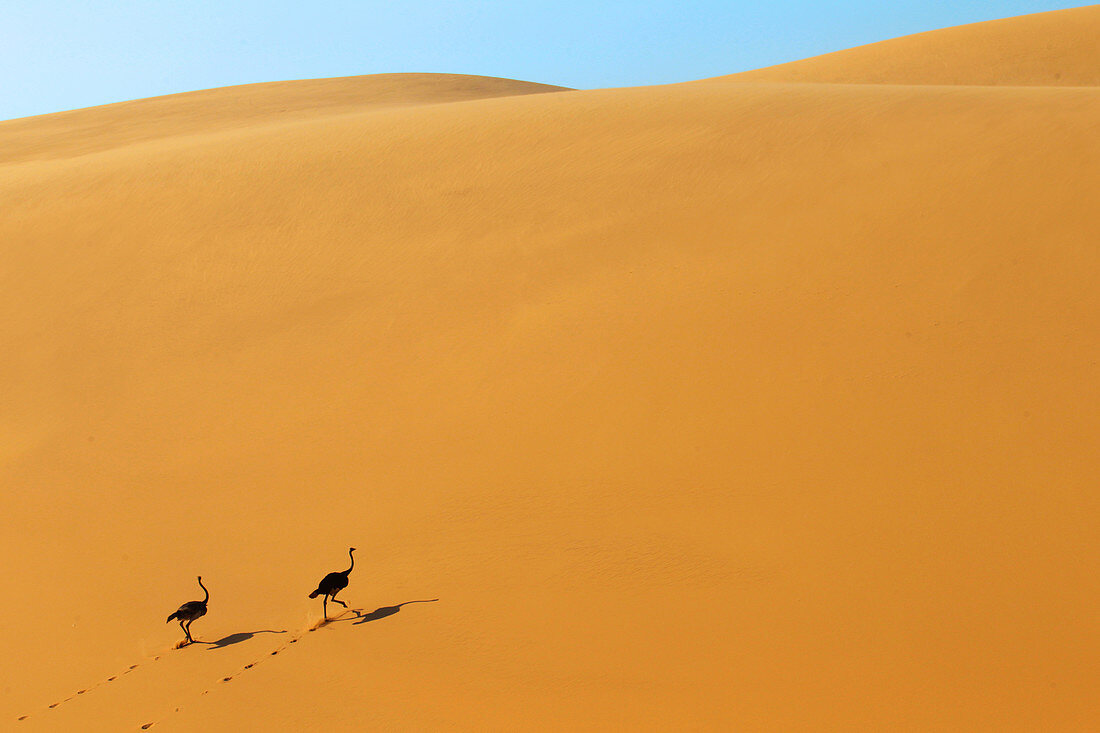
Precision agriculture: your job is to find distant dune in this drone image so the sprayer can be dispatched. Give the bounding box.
[2,7,1098,731]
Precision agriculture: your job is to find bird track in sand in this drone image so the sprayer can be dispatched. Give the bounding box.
[131,609,361,729]
[16,601,437,726]
[15,625,309,727]
[17,661,156,721]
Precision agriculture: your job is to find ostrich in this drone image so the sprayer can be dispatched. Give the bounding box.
[166,576,208,645]
[310,547,356,619]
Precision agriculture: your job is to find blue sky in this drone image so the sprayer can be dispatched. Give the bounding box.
[0,1,1086,121]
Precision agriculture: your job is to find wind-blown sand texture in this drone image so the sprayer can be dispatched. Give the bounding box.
[2,6,1098,730]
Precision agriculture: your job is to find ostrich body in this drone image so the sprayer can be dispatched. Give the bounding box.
[166,576,208,645]
[310,547,356,619]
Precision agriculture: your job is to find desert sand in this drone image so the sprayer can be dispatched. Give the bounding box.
[1,5,1098,730]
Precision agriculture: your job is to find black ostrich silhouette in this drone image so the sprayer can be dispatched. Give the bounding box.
[166,576,208,645]
[310,547,356,619]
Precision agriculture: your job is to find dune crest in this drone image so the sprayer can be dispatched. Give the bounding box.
[0,73,569,164]
[714,5,1100,86]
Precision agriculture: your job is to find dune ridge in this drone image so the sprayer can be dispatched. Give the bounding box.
[2,7,1098,731]
[717,4,1100,86]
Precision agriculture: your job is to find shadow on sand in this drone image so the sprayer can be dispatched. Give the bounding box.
[313,599,439,630]
[354,599,439,624]
[198,629,288,649]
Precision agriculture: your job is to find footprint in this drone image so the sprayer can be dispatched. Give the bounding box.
[270,650,279,656]
[18,715,28,720]
[107,676,116,681]
[77,690,86,695]
[142,724,153,729]
[222,677,232,682]
[243,664,253,669]
[48,704,58,709]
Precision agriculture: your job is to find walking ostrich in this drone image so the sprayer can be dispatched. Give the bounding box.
[310,547,356,619]
[166,576,208,645]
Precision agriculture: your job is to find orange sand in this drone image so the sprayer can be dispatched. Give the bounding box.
[2,6,1098,730]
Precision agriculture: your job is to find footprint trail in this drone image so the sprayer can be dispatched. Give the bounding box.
[139,603,365,726]
[16,658,160,722]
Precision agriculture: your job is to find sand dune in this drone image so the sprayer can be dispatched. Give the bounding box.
[2,7,1098,731]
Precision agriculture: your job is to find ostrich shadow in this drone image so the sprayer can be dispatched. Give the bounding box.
[353,599,439,624]
[199,629,287,649]
[309,599,438,630]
